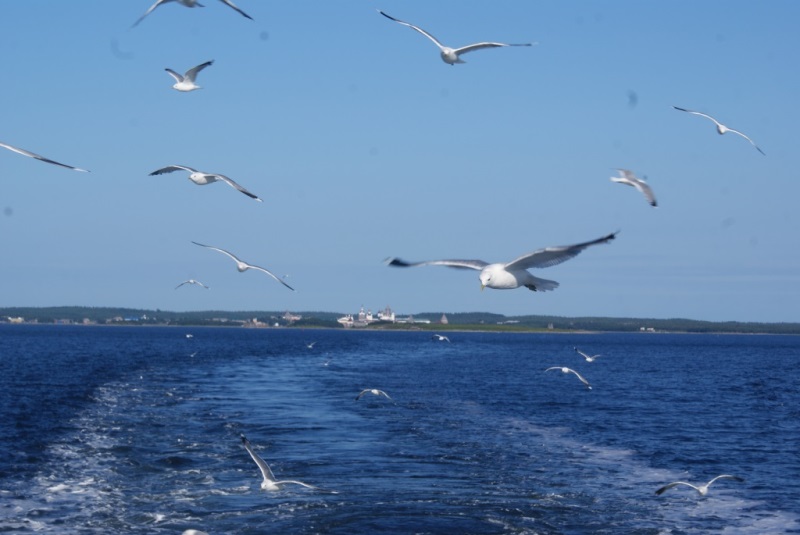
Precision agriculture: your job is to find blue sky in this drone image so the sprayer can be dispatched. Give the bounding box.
[1,1,798,322]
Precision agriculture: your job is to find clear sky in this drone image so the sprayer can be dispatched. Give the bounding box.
[1,1,798,322]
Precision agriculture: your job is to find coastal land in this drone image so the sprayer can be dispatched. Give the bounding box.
[1,306,798,335]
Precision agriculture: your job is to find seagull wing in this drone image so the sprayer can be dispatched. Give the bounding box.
[672,106,723,127]
[378,10,446,50]
[175,281,189,289]
[574,347,592,360]
[217,0,253,20]
[385,258,488,270]
[165,68,184,83]
[191,241,245,265]
[241,435,276,484]
[184,60,214,82]
[632,179,657,207]
[247,264,296,291]
[273,479,318,490]
[132,0,169,28]
[614,168,637,180]
[377,389,393,400]
[149,165,197,176]
[544,367,562,373]
[0,141,88,172]
[453,42,533,56]
[214,174,262,202]
[504,232,617,271]
[707,474,744,487]
[355,389,370,400]
[725,128,765,155]
[566,368,592,388]
[655,481,698,495]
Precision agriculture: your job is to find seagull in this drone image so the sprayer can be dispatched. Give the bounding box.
[545,367,592,389]
[175,279,209,290]
[182,530,209,535]
[655,475,744,496]
[432,334,451,342]
[165,60,213,92]
[672,106,765,155]
[610,169,657,207]
[306,341,317,349]
[240,435,319,491]
[574,347,601,362]
[191,241,295,291]
[132,0,252,28]
[355,388,392,401]
[149,165,262,202]
[1,141,88,172]
[386,232,617,292]
[378,10,535,65]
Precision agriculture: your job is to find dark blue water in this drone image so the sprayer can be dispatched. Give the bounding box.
[1,325,798,534]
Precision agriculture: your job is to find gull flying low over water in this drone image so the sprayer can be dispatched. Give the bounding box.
[192,242,294,291]
[378,10,535,65]
[386,232,617,292]
[165,60,213,92]
[432,334,451,342]
[574,347,601,363]
[355,388,393,401]
[611,169,657,207]
[133,0,253,28]
[1,141,88,172]
[545,367,592,389]
[655,475,744,496]
[175,279,209,290]
[240,435,319,492]
[149,165,262,202]
[672,106,765,155]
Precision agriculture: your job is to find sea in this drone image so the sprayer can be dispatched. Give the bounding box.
[0,324,798,535]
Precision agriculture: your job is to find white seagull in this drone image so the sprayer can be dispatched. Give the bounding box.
[432,334,451,343]
[1,141,88,172]
[149,165,262,202]
[133,0,252,28]
[378,10,535,65]
[545,367,592,389]
[574,347,601,363]
[610,169,657,207]
[240,435,318,491]
[191,241,295,291]
[672,106,765,155]
[655,475,744,496]
[306,341,317,349]
[165,60,213,92]
[355,388,392,401]
[386,232,617,292]
[175,279,209,290]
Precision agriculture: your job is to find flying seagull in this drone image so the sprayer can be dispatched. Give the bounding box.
[1,141,88,172]
[165,60,213,92]
[432,334,451,342]
[378,10,535,65]
[133,0,252,28]
[192,241,294,291]
[655,475,744,496]
[611,169,657,207]
[574,347,601,362]
[545,367,592,389]
[175,279,209,290]
[240,435,319,491]
[672,106,765,155]
[306,341,317,349]
[149,165,262,202]
[355,388,392,401]
[386,232,617,292]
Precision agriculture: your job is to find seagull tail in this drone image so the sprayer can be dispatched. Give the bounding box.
[525,276,559,292]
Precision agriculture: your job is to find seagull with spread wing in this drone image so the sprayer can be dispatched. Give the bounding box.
[175,279,209,290]
[165,60,213,92]
[672,106,765,155]
[386,232,617,292]
[240,435,318,492]
[149,165,262,202]
[133,0,252,28]
[378,10,535,65]
[611,169,657,207]
[655,475,744,496]
[192,241,295,291]
[545,367,592,389]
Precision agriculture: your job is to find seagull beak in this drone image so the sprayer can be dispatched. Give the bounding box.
[480,283,485,291]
